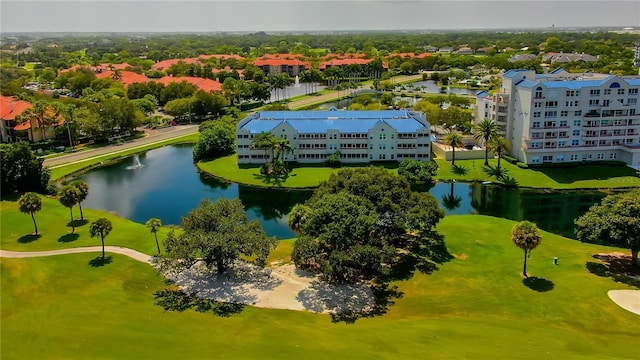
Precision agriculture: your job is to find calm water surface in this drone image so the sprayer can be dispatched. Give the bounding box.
[78,145,607,239]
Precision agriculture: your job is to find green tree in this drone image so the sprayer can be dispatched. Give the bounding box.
[250,131,277,164]
[192,123,235,161]
[146,218,162,255]
[90,218,113,259]
[159,80,196,104]
[473,119,500,166]
[488,135,511,175]
[71,180,89,220]
[161,199,277,273]
[575,191,640,267]
[18,192,42,235]
[58,185,80,233]
[273,138,294,162]
[398,159,438,183]
[15,100,59,141]
[444,132,465,166]
[0,142,50,196]
[511,221,542,277]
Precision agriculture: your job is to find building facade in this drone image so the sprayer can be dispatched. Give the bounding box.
[236,109,431,164]
[476,69,640,167]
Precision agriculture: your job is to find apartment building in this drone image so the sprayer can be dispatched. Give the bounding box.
[252,56,311,76]
[476,68,640,167]
[236,109,431,164]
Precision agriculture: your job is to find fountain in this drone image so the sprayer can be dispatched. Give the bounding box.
[294,75,300,87]
[126,154,144,170]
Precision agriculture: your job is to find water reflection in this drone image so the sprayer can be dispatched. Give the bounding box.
[78,145,609,240]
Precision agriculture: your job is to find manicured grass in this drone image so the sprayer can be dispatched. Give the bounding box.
[198,154,639,190]
[197,154,368,188]
[2,215,638,359]
[0,195,174,254]
[49,133,199,181]
[434,158,640,189]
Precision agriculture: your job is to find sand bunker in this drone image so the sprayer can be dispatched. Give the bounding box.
[167,260,375,314]
[607,290,640,315]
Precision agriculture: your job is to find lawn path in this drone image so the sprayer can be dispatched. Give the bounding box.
[0,246,152,263]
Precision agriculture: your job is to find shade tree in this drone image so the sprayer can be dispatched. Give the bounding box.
[511,221,542,277]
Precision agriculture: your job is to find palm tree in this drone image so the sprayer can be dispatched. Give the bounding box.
[511,221,542,277]
[473,119,500,166]
[488,135,511,175]
[15,100,58,142]
[71,180,89,220]
[288,204,310,234]
[251,132,277,164]
[19,192,42,235]
[274,138,294,162]
[146,218,162,255]
[444,132,465,166]
[59,186,80,233]
[90,218,113,259]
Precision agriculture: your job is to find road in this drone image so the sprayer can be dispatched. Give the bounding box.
[43,125,198,168]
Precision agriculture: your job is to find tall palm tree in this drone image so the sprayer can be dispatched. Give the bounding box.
[473,119,500,166]
[444,132,465,166]
[90,218,113,259]
[71,180,89,220]
[15,100,58,142]
[511,221,542,277]
[488,135,511,175]
[274,138,294,162]
[251,132,277,164]
[288,204,310,234]
[19,192,42,235]
[146,218,162,255]
[59,186,80,233]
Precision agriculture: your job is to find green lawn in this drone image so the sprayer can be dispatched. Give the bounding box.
[198,154,639,190]
[2,213,638,359]
[50,133,199,181]
[434,158,640,189]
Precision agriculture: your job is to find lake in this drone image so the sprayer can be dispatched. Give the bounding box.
[77,145,608,239]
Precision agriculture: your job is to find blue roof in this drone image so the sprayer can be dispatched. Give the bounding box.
[515,75,640,90]
[240,110,427,134]
[503,69,528,78]
[550,67,565,74]
[515,79,538,89]
[476,90,489,98]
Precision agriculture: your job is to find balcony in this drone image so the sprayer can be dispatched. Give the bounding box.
[585,112,601,118]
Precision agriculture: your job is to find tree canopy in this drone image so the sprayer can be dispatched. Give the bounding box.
[575,191,640,266]
[290,167,447,284]
[192,121,235,161]
[0,142,51,196]
[161,198,277,273]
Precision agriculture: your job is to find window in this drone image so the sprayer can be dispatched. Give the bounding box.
[573,120,581,126]
[628,98,638,105]
[531,132,542,139]
[597,153,605,160]
[534,102,542,108]
[560,111,568,117]
[610,153,617,159]
[379,134,386,140]
[558,141,567,147]
[589,99,600,106]
[618,88,625,95]
[570,154,578,161]
[629,89,638,95]
[543,155,553,164]
[534,88,543,99]
[575,110,582,116]
[533,112,541,118]
[545,101,558,108]
[572,130,580,136]
[544,121,557,127]
[532,121,540,128]
[379,144,386,149]
[530,142,540,148]
[531,156,540,164]
[572,139,580,146]
[604,89,611,95]
[603,99,610,107]
[590,89,600,96]
[544,111,557,118]
[560,120,568,127]
[559,131,567,137]
[566,90,579,97]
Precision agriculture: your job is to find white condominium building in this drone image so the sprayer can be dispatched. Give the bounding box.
[477,68,640,167]
[236,109,431,164]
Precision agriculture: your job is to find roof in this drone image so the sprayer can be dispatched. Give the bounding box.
[514,75,640,90]
[503,69,529,78]
[476,91,490,99]
[154,76,222,92]
[318,58,388,69]
[151,58,202,71]
[253,58,311,67]
[240,110,428,134]
[95,71,150,86]
[0,95,32,121]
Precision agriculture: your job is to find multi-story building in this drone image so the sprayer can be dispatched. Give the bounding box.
[252,56,311,76]
[236,109,431,164]
[476,68,640,167]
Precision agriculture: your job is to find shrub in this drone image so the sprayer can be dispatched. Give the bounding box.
[516,162,529,169]
[502,154,518,164]
[398,159,438,183]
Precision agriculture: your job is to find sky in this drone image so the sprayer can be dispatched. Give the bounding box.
[1,0,639,33]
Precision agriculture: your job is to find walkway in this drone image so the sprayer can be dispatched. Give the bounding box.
[43,125,199,168]
[0,246,152,263]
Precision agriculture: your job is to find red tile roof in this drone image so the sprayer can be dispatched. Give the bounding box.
[319,58,388,69]
[151,58,202,71]
[95,70,150,86]
[0,95,32,121]
[60,63,133,74]
[257,54,306,60]
[198,54,245,61]
[154,76,222,92]
[386,52,432,59]
[324,53,368,59]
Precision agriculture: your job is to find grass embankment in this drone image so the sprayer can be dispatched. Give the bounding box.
[49,133,199,181]
[1,204,638,359]
[199,154,639,189]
